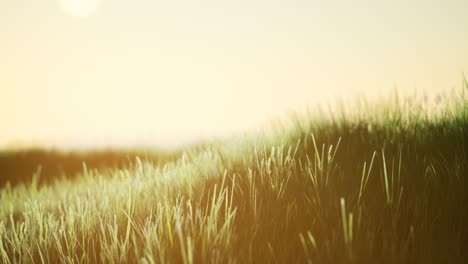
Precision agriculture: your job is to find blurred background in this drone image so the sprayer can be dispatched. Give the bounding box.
[1,0,467,149]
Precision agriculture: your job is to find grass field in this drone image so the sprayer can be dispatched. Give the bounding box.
[0,88,467,263]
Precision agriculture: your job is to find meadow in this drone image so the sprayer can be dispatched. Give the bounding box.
[0,88,467,263]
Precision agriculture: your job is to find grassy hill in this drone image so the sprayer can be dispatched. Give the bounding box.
[0,149,181,187]
[0,90,467,263]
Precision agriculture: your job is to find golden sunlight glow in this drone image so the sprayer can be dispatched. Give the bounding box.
[59,0,102,17]
[1,1,467,149]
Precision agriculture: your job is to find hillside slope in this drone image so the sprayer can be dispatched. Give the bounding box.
[0,91,467,263]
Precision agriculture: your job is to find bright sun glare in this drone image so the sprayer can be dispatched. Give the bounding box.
[59,0,102,17]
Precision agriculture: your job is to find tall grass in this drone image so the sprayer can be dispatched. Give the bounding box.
[0,88,467,263]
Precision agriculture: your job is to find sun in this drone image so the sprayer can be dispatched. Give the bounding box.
[59,0,102,17]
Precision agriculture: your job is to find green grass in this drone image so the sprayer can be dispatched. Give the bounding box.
[0,88,467,263]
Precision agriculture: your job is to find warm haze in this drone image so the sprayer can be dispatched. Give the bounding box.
[1,1,468,263]
[1,0,467,148]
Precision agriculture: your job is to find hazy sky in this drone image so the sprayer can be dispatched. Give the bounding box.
[1,0,467,148]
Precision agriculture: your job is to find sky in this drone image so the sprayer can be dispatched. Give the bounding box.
[1,0,467,149]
